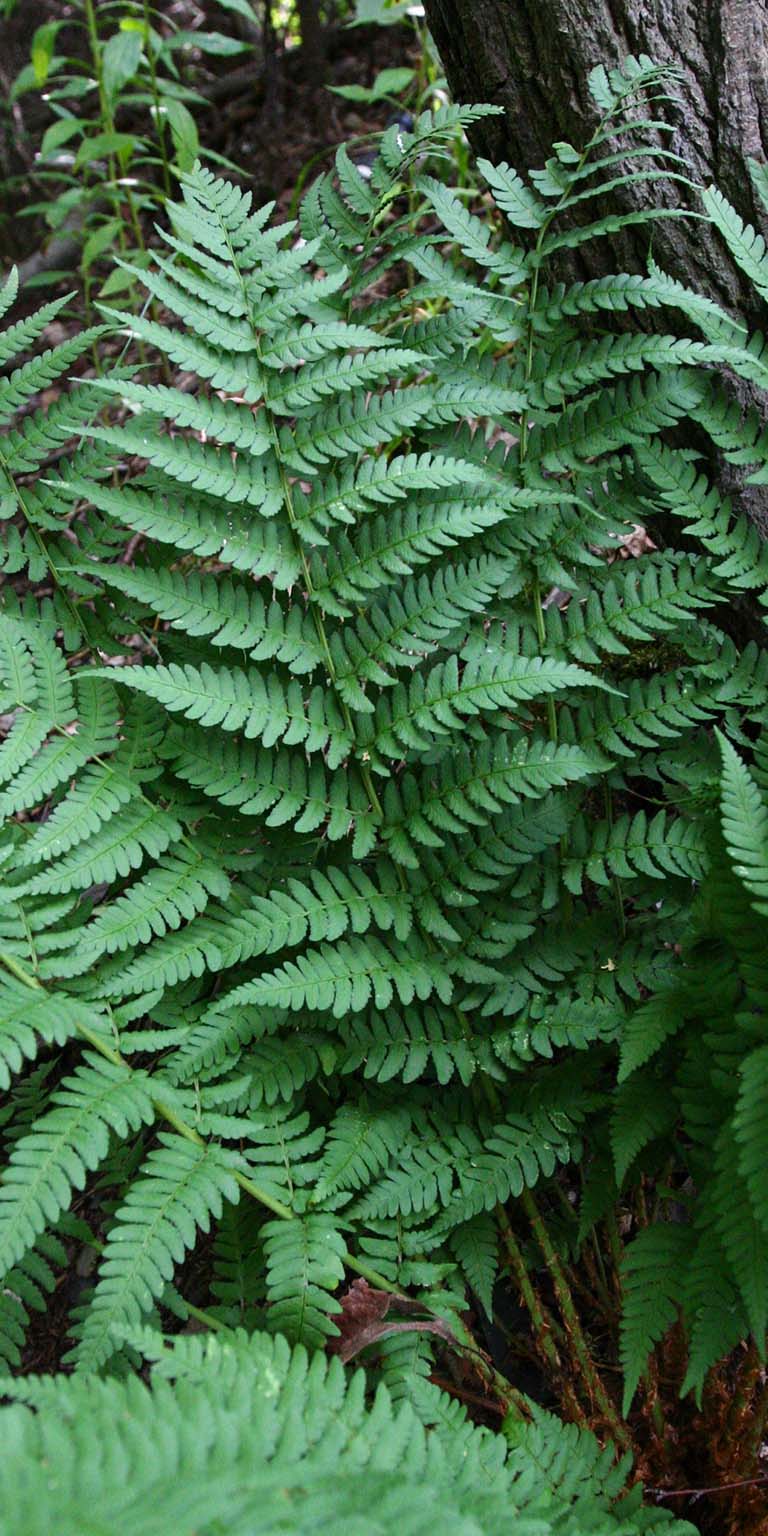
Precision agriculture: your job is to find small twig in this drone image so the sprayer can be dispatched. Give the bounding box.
[649,1476,768,1501]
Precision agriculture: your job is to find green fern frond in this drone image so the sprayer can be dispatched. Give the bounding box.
[734,1044,768,1234]
[562,810,707,893]
[620,1223,691,1413]
[72,1132,241,1371]
[310,1098,411,1205]
[0,1057,155,1280]
[618,990,685,1082]
[101,566,324,672]
[449,1212,499,1319]
[214,936,453,1019]
[262,1214,347,1348]
[610,1071,676,1184]
[99,662,353,766]
[717,732,768,913]
[680,1232,748,1401]
[72,851,231,962]
[702,185,768,302]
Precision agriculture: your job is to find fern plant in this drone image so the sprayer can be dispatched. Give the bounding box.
[0,1328,696,1536]
[1,57,768,1510]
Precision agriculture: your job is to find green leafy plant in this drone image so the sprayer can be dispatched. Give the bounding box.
[9,1,246,299]
[2,55,768,1526]
[0,1328,695,1536]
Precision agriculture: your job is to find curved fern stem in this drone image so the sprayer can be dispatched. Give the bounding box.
[174,1296,228,1333]
[0,952,41,989]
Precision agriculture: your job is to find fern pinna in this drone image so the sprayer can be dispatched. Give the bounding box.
[0,56,767,1496]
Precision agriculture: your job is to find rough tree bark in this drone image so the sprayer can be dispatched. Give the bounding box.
[422,0,768,328]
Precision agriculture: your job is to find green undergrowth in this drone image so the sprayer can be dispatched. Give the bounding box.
[1,54,768,1533]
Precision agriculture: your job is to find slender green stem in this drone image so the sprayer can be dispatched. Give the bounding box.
[0,952,42,990]
[522,1189,631,1450]
[83,0,128,257]
[142,0,172,202]
[497,1207,564,1367]
[83,0,145,260]
[176,1297,227,1333]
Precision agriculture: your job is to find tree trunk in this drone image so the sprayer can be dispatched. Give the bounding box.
[421,0,768,328]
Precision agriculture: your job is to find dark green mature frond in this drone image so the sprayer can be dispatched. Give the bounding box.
[620,1224,691,1414]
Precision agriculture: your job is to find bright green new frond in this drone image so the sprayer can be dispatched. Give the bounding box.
[477,158,548,229]
[0,1328,688,1536]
